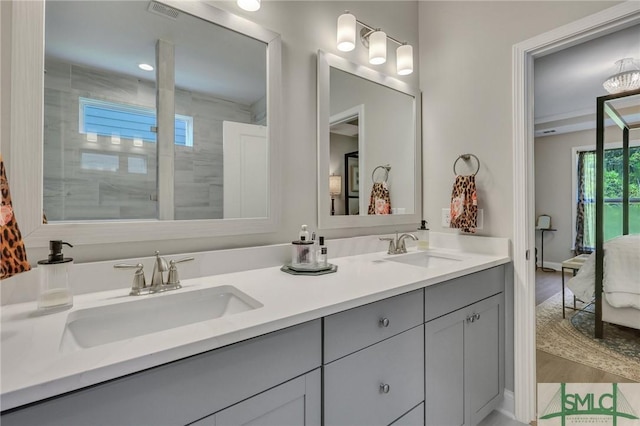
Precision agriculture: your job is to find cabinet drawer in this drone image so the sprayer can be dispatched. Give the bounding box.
[324,289,423,362]
[324,325,424,426]
[425,266,504,322]
[1,320,322,426]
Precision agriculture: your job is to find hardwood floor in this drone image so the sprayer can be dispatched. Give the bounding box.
[536,350,634,383]
[535,269,563,305]
[535,269,637,383]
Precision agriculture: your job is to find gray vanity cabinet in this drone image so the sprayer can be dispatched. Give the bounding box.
[1,320,322,426]
[323,290,425,426]
[424,266,505,426]
[190,369,321,426]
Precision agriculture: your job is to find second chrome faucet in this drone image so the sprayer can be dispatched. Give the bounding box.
[380,232,418,255]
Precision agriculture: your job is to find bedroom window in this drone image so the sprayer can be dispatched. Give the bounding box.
[574,146,640,252]
[79,97,193,147]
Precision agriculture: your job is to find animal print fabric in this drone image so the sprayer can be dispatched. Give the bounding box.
[1,155,31,279]
[368,182,391,215]
[450,174,477,233]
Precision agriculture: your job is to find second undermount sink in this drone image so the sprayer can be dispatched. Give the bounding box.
[386,251,463,268]
[60,285,262,352]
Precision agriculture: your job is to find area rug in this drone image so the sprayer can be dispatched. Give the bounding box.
[536,292,640,382]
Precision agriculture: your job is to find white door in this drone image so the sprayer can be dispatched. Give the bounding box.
[223,121,268,218]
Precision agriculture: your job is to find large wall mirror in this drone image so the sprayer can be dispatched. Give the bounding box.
[317,50,422,229]
[9,0,281,246]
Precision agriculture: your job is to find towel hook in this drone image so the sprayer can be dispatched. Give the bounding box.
[372,165,391,183]
[453,154,480,176]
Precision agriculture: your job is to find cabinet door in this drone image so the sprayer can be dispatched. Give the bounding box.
[466,294,503,426]
[425,293,504,426]
[324,326,424,426]
[425,307,467,426]
[191,369,321,426]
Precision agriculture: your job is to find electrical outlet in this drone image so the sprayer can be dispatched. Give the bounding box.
[442,208,484,229]
[441,208,451,227]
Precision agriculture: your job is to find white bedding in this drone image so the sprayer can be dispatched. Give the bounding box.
[567,234,640,309]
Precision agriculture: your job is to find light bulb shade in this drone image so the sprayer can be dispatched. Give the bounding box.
[396,44,413,76]
[237,0,260,12]
[603,58,640,94]
[337,13,356,52]
[369,30,387,65]
[329,175,342,195]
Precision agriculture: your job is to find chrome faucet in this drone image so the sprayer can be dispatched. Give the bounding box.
[380,232,418,255]
[114,251,194,295]
[150,251,169,290]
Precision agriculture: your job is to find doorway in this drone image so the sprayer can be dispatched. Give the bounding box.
[512,2,640,422]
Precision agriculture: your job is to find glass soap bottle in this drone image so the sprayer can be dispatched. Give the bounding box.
[37,240,74,311]
[417,220,430,250]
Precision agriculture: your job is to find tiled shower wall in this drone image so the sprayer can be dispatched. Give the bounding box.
[43,58,259,221]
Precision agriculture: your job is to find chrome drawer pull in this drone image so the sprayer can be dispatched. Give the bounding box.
[379,383,391,394]
[379,317,390,328]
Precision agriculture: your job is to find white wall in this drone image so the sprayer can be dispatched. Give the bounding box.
[418,0,621,395]
[534,126,637,266]
[418,1,620,238]
[2,1,420,263]
[330,68,415,214]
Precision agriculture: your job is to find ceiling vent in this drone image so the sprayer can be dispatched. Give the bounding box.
[147,1,179,20]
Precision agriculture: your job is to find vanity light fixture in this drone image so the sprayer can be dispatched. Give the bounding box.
[603,58,640,94]
[368,30,387,65]
[337,12,356,52]
[396,44,413,76]
[138,63,154,72]
[336,11,413,75]
[133,138,144,147]
[237,0,260,12]
[111,134,121,145]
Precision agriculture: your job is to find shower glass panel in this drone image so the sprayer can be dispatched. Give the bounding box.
[43,1,157,221]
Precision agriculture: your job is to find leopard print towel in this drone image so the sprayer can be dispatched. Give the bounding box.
[1,155,31,279]
[450,174,478,233]
[368,182,391,215]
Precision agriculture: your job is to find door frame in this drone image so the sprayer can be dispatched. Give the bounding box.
[511,2,640,422]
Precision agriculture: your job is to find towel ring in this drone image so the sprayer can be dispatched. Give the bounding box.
[453,154,480,176]
[372,165,391,183]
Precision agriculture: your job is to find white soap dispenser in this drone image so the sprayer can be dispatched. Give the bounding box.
[37,240,74,311]
[417,220,430,250]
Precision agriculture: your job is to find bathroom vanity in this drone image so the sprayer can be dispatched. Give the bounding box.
[1,239,509,426]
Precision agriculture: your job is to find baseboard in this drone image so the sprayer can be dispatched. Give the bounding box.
[496,389,515,419]
[541,261,561,271]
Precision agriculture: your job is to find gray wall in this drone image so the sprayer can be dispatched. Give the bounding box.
[534,126,637,266]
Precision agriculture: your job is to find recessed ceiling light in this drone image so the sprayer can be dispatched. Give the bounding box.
[138,63,154,72]
[237,0,260,12]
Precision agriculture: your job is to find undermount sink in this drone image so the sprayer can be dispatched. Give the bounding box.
[60,285,262,352]
[385,251,462,268]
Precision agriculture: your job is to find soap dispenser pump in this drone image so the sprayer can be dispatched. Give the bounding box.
[37,240,74,311]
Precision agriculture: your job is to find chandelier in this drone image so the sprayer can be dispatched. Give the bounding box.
[602,58,640,94]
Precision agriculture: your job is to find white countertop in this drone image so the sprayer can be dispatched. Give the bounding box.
[1,246,509,411]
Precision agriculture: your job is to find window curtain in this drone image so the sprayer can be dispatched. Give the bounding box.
[574,151,596,254]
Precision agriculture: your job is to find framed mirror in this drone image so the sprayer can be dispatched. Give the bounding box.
[317,50,422,229]
[9,0,281,247]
